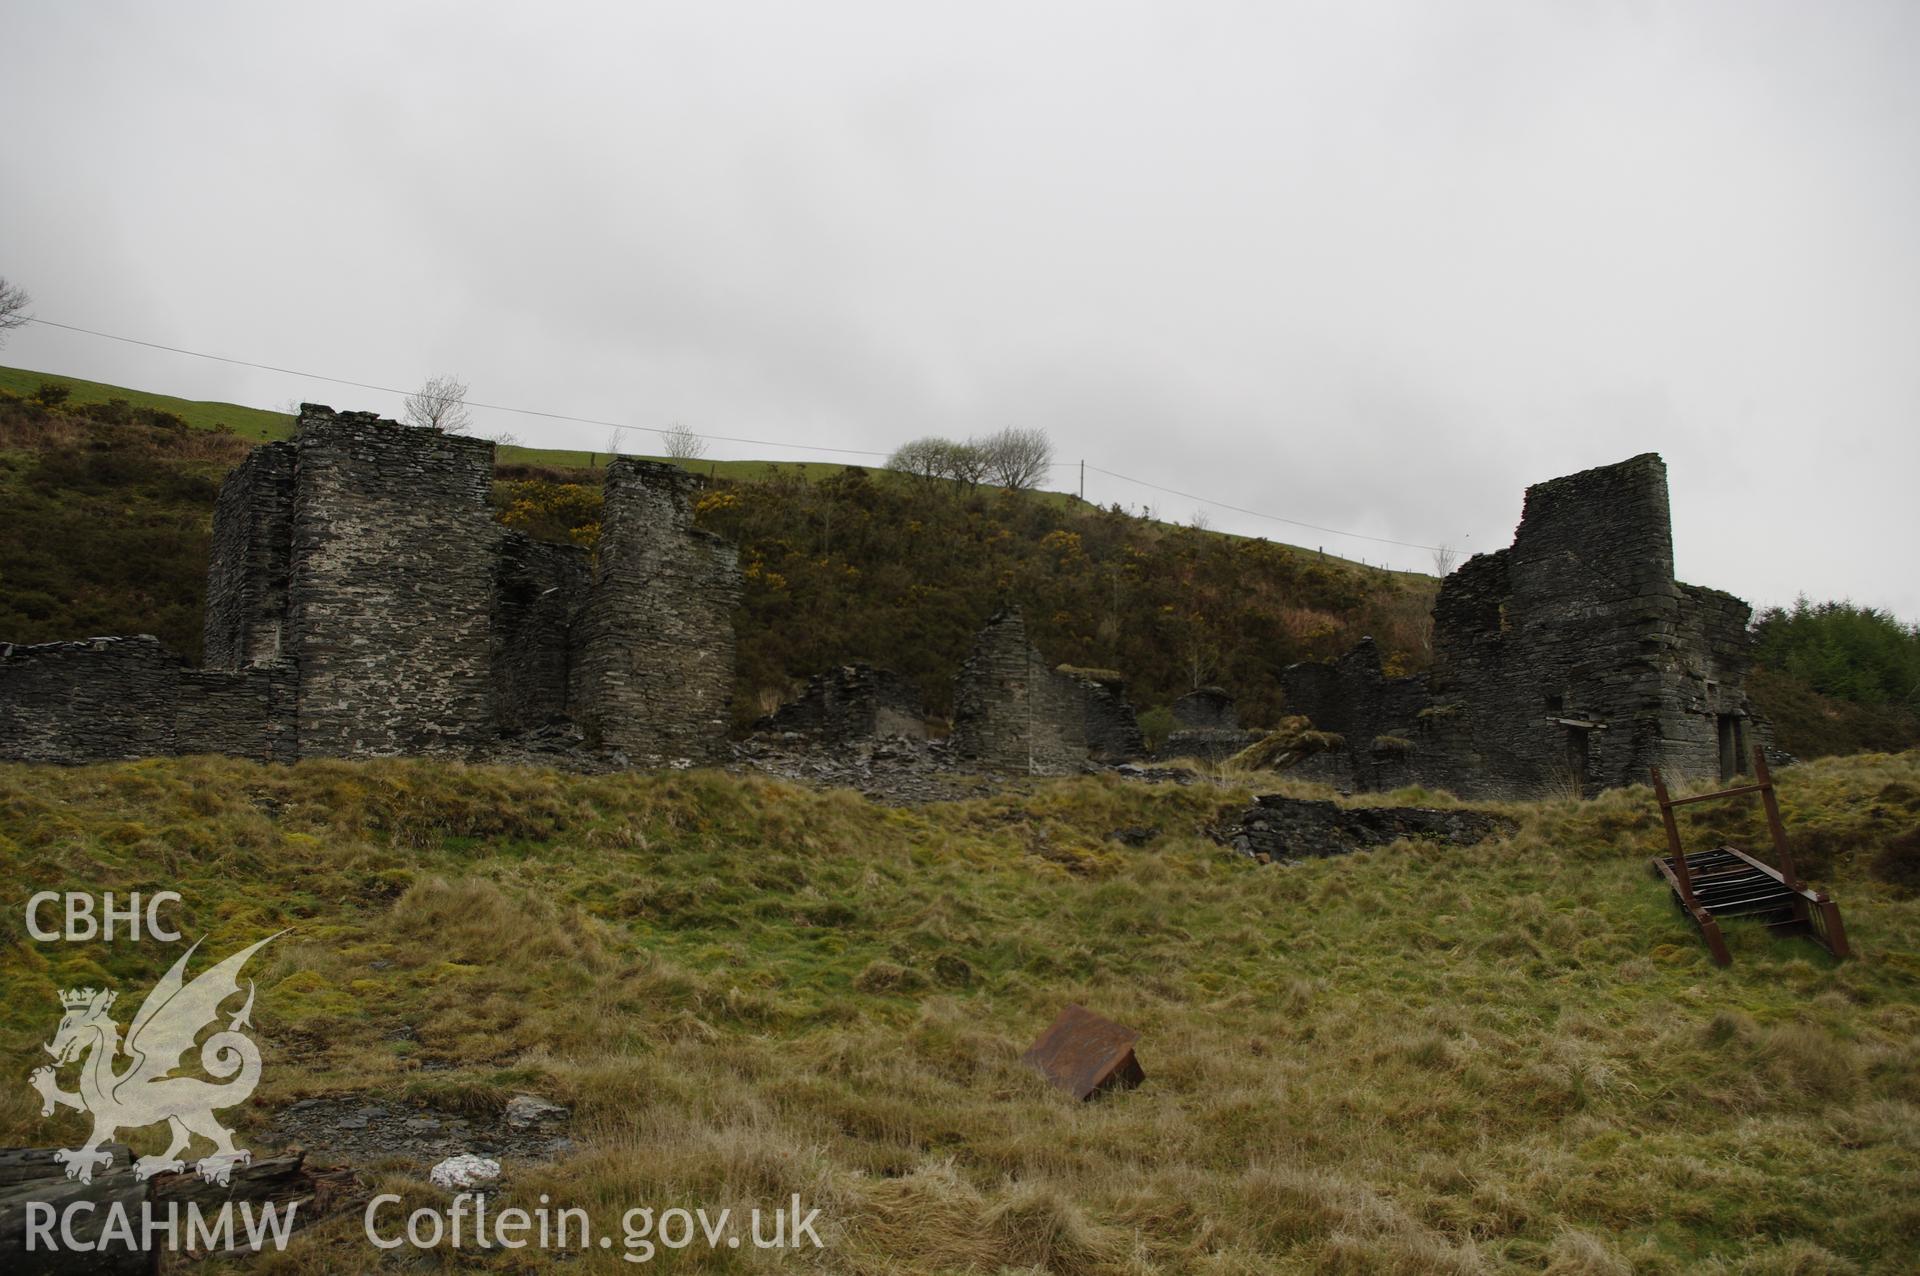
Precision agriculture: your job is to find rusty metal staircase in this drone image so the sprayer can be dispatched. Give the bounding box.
[1648,745,1850,966]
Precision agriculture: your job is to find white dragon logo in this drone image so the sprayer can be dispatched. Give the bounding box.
[29,933,282,1186]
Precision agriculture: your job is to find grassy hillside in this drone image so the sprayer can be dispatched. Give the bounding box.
[0,362,855,480]
[0,378,1435,725]
[3,363,1910,754]
[2,752,1917,1271]
[0,364,295,440]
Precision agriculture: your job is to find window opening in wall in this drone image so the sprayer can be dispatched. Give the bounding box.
[1716,714,1747,782]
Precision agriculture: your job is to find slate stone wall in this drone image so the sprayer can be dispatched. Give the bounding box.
[203,442,296,669]
[493,532,592,735]
[568,458,741,764]
[0,637,291,764]
[1,407,746,768]
[951,610,1145,773]
[1172,687,1237,730]
[1281,454,1760,797]
[759,664,928,741]
[285,410,502,757]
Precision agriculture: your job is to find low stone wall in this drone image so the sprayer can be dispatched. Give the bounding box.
[1172,687,1238,731]
[0,637,291,764]
[758,664,928,741]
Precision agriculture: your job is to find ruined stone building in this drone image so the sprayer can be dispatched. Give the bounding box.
[0,406,741,766]
[1280,454,1762,797]
[951,609,1145,774]
[756,664,929,742]
[1158,686,1260,763]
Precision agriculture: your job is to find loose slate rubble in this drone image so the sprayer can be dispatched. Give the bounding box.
[269,1090,575,1169]
[1218,794,1516,863]
[0,1142,355,1273]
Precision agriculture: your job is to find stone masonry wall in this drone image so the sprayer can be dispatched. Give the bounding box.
[1279,638,1432,791]
[0,407,752,769]
[0,637,291,764]
[492,532,592,735]
[951,610,1145,774]
[286,409,503,757]
[1172,687,1237,730]
[758,664,928,741]
[1066,669,1147,762]
[203,442,296,669]
[568,458,741,764]
[1280,454,1760,798]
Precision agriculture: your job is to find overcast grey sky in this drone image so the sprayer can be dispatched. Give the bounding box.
[3,1,1915,618]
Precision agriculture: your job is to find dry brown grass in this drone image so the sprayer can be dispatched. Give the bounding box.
[1,752,1917,1271]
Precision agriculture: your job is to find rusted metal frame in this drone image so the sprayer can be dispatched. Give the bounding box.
[1650,768,1699,907]
[1651,750,1850,964]
[1649,855,1733,965]
[1750,747,1803,891]
[1714,845,1850,958]
[1662,782,1767,808]
[1816,899,1852,959]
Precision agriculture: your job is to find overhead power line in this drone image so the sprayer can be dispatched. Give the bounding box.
[22,314,1446,557]
[1085,464,1442,553]
[20,316,893,459]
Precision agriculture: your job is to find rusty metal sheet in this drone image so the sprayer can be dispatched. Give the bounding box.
[1021,1004,1143,1100]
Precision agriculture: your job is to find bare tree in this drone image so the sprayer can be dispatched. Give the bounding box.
[940,439,990,492]
[0,276,31,346]
[662,421,707,461]
[402,374,473,434]
[977,426,1053,491]
[887,437,949,487]
[1432,542,1459,578]
[888,434,990,495]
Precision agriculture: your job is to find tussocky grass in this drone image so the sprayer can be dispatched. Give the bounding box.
[0,751,1917,1272]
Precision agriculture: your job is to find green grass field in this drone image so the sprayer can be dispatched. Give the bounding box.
[0,364,296,441]
[2,751,1916,1272]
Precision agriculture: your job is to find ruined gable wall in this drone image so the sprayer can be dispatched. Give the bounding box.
[285,408,502,757]
[1476,453,1679,792]
[203,442,296,669]
[568,459,741,764]
[950,610,1086,774]
[950,611,1146,773]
